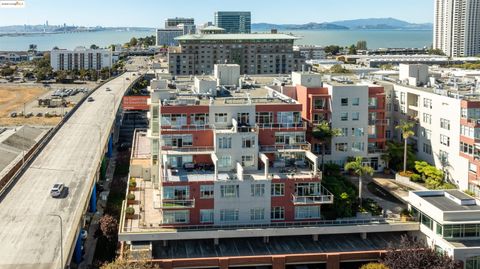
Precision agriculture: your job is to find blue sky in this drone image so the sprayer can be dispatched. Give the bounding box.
[0,0,433,27]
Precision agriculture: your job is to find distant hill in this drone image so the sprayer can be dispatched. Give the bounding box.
[252,18,432,31]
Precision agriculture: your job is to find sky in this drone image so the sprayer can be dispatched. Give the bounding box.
[0,0,434,27]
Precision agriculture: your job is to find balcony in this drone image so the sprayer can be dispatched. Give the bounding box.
[292,194,334,205]
[161,199,195,209]
[260,143,311,153]
[161,125,212,131]
[368,119,388,126]
[257,122,308,130]
[161,146,214,155]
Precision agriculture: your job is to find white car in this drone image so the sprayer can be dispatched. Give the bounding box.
[50,183,65,198]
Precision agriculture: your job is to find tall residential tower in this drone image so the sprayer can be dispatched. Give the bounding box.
[214,11,251,34]
[433,0,480,57]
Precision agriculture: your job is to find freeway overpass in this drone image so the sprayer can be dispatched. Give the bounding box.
[0,71,141,269]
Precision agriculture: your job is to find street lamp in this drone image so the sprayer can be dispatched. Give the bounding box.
[48,214,64,269]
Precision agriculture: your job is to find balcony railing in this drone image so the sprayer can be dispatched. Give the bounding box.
[161,124,212,131]
[260,143,311,152]
[257,122,307,130]
[368,148,386,154]
[292,194,334,205]
[368,119,388,126]
[161,199,195,209]
[161,146,214,153]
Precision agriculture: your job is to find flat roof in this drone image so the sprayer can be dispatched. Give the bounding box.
[176,33,299,41]
[152,232,405,259]
[421,195,480,212]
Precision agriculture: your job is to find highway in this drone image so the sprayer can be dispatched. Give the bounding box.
[0,70,141,269]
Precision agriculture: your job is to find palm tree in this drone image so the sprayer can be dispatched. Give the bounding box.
[312,121,341,172]
[345,156,374,200]
[395,120,415,173]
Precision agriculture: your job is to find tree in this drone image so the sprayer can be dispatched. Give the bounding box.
[329,64,351,74]
[395,120,415,173]
[360,263,389,269]
[0,66,15,77]
[100,252,159,269]
[324,45,341,55]
[90,44,99,49]
[312,121,341,171]
[344,157,374,200]
[99,215,119,240]
[428,48,445,56]
[348,44,357,55]
[382,235,460,269]
[129,37,138,47]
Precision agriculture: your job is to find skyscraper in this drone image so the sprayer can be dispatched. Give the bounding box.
[433,0,480,57]
[214,11,251,33]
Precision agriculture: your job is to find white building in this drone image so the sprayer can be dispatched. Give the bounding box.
[156,28,184,47]
[399,64,429,86]
[293,45,326,60]
[214,64,240,86]
[50,47,113,71]
[434,0,480,57]
[408,190,480,267]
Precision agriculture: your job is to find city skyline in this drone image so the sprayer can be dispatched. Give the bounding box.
[0,0,434,27]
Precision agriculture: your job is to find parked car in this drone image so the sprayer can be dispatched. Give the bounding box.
[87,97,94,102]
[50,183,65,198]
[80,229,88,240]
[106,87,111,92]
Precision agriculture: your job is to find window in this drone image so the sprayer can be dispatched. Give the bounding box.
[215,113,228,123]
[220,209,239,222]
[271,207,285,220]
[192,113,209,125]
[256,112,273,124]
[242,137,255,148]
[352,142,365,152]
[275,132,305,144]
[250,208,265,220]
[386,130,391,139]
[220,184,239,198]
[423,98,432,109]
[200,209,214,223]
[237,113,250,124]
[368,97,377,108]
[460,142,474,155]
[470,162,477,173]
[440,134,450,146]
[277,112,301,125]
[353,128,364,137]
[314,99,326,109]
[200,185,214,199]
[163,186,189,200]
[400,92,405,104]
[336,143,348,152]
[423,143,432,155]
[163,135,193,147]
[163,210,189,224]
[440,118,450,130]
[340,128,348,137]
[423,113,432,124]
[251,184,265,197]
[271,183,284,196]
[352,112,360,121]
[422,128,432,139]
[242,155,254,167]
[295,206,320,220]
[420,212,433,230]
[340,112,348,121]
[161,114,187,127]
[218,137,232,149]
[439,150,449,163]
[341,98,348,106]
[352,98,360,106]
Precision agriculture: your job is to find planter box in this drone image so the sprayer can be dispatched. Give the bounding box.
[395,173,411,184]
[395,173,429,191]
[127,199,136,205]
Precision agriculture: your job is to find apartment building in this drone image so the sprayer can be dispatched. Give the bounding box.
[214,11,251,34]
[434,0,480,57]
[275,72,387,170]
[156,17,196,47]
[293,45,326,60]
[50,47,113,71]
[165,17,195,28]
[408,190,480,267]
[168,33,305,75]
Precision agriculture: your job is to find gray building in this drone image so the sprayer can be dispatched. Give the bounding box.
[168,33,305,75]
[214,11,251,34]
[156,28,184,46]
[165,17,194,28]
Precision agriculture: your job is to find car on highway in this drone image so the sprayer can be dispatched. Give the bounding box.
[50,183,65,198]
[125,78,130,80]
[87,97,95,102]
[106,87,111,92]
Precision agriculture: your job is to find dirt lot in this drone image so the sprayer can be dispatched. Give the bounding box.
[0,84,60,126]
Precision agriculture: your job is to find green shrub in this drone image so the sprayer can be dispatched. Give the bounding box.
[127,193,135,200]
[440,183,457,190]
[129,179,137,188]
[410,173,422,182]
[125,207,135,216]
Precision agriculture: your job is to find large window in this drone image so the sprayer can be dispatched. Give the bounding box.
[192,113,209,126]
[335,143,348,152]
[295,182,323,196]
[163,186,189,200]
[200,185,214,199]
[220,209,239,222]
[295,206,320,219]
[440,118,450,130]
[163,210,189,224]
[250,208,265,220]
[271,183,284,196]
[423,98,432,109]
[314,99,326,109]
[368,97,377,108]
[466,256,480,269]
[251,184,265,197]
[161,114,187,127]
[241,155,254,167]
[423,113,432,124]
[218,155,232,168]
[277,112,301,125]
[163,135,193,147]
[422,128,432,139]
[440,134,450,146]
[423,143,432,155]
[218,137,232,149]
[420,212,433,230]
[256,112,273,124]
[271,207,285,220]
[220,184,239,198]
[215,113,228,123]
[242,137,255,148]
[275,132,305,144]
[237,113,250,124]
[352,142,365,152]
[200,209,214,223]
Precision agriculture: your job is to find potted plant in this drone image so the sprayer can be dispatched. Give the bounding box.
[127,193,135,205]
[125,207,135,218]
[400,208,411,222]
[129,178,137,190]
